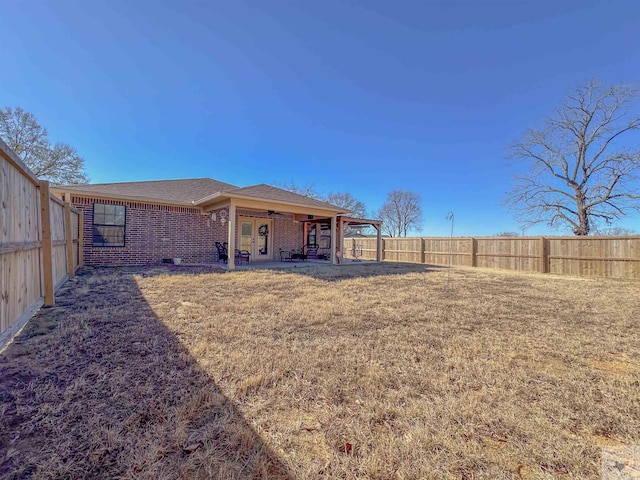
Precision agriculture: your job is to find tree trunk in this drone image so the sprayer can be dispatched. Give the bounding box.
[574,189,590,235]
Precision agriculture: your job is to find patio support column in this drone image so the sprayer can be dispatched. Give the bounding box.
[330,215,337,265]
[338,217,345,263]
[376,224,382,262]
[227,202,236,270]
[303,221,308,246]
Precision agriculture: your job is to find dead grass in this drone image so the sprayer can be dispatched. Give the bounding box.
[1,263,639,479]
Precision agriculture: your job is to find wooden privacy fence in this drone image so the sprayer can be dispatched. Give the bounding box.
[343,236,640,280]
[0,140,83,345]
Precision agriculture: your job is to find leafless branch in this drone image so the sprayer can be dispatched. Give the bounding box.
[506,79,640,235]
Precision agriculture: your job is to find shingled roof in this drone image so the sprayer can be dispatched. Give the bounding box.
[59,178,348,212]
[60,178,238,205]
[227,184,344,211]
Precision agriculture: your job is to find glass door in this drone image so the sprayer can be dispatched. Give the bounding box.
[238,218,273,260]
[239,220,253,254]
[256,221,271,259]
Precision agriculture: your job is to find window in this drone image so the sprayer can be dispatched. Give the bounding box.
[93,203,125,246]
[307,224,317,246]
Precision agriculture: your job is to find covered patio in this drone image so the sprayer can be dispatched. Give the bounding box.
[214,215,383,271]
[195,185,377,270]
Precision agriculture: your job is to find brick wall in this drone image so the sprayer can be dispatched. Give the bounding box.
[72,196,305,266]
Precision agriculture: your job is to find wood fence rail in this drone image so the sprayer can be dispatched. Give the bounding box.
[0,140,82,347]
[343,235,640,280]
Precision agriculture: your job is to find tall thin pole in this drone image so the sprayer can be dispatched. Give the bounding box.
[445,211,455,314]
[446,211,454,271]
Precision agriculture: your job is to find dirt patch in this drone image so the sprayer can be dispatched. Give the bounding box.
[586,357,635,377]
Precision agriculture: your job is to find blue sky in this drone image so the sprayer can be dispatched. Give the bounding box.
[2,0,639,236]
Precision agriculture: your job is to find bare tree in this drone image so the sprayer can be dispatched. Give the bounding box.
[275,184,371,233]
[507,80,640,235]
[592,227,637,236]
[273,180,323,200]
[325,192,367,217]
[325,192,370,235]
[0,107,48,163]
[376,190,423,237]
[506,79,640,235]
[494,231,520,237]
[275,183,369,218]
[0,107,89,184]
[30,143,89,185]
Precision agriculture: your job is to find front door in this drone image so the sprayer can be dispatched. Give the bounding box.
[238,217,273,260]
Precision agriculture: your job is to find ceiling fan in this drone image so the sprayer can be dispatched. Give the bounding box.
[267,210,287,217]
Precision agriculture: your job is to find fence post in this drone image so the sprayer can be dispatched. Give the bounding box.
[381,238,386,261]
[540,237,549,273]
[64,202,75,278]
[420,238,426,264]
[471,237,478,267]
[77,210,84,267]
[39,181,55,306]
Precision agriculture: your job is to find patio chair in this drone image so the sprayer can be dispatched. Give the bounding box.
[291,248,306,261]
[235,249,251,265]
[304,244,319,260]
[215,242,228,263]
[280,249,293,262]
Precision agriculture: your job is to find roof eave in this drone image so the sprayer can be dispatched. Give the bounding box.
[196,191,349,215]
[50,186,197,208]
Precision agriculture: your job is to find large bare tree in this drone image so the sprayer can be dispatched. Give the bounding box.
[506,79,640,235]
[0,107,89,184]
[376,190,423,237]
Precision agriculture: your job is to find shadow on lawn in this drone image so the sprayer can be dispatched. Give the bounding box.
[0,267,291,479]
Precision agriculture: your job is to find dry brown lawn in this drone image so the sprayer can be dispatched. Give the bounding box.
[1,263,639,479]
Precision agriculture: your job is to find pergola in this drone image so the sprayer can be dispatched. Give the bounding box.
[301,215,383,263]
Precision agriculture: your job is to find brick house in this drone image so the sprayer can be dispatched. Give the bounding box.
[51,178,373,269]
